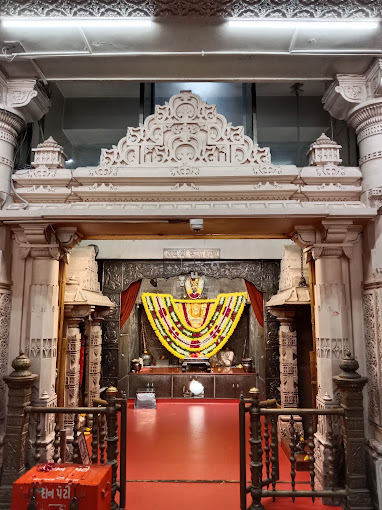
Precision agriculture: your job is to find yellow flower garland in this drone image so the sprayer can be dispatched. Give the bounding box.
[142,292,247,359]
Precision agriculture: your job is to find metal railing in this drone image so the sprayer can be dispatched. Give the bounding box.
[24,388,127,510]
[239,393,346,510]
[239,353,374,510]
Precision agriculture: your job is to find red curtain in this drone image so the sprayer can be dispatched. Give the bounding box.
[245,280,264,328]
[120,280,142,328]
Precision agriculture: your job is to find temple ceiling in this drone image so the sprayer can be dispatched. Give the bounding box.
[1,0,380,18]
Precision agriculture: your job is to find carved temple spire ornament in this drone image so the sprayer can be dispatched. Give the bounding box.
[307,133,342,167]
[32,136,67,169]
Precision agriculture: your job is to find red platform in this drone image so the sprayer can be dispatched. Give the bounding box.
[12,464,111,510]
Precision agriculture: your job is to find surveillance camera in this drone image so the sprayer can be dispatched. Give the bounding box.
[190,219,204,232]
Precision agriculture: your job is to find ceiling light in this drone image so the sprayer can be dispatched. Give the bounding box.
[227,19,379,30]
[1,17,152,28]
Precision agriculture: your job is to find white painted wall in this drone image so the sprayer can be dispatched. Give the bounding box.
[80,238,293,259]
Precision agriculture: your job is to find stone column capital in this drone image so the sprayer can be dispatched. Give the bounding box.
[12,224,82,260]
[0,110,25,145]
[322,58,382,122]
[267,306,295,325]
[64,304,93,320]
[0,70,50,124]
[293,220,362,260]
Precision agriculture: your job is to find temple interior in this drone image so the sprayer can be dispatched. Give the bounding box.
[0,23,381,506]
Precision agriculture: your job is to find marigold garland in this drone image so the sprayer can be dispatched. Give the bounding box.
[142,292,247,359]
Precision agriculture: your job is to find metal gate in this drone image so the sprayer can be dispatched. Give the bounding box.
[239,354,373,510]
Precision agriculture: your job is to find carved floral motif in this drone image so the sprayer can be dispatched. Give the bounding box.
[1,0,379,18]
[100,92,270,168]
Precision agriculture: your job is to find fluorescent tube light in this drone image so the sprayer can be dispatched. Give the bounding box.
[1,17,152,28]
[227,19,379,30]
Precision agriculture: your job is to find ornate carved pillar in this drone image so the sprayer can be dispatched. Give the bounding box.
[12,225,80,457]
[0,71,50,207]
[86,315,103,408]
[0,228,12,464]
[12,225,80,437]
[267,307,302,440]
[0,111,24,206]
[295,220,360,493]
[63,314,84,430]
[323,58,382,204]
[323,60,382,504]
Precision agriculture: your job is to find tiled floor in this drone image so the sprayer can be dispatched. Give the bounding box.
[123,401,342,510]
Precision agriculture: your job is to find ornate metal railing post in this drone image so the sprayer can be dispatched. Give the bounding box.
[0,353,38,509]
[333,353,373,510]
[249,387,264,510]
[105,386,119,510]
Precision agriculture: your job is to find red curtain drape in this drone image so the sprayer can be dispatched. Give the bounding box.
[120,280,142,328]
[245,280,264,328]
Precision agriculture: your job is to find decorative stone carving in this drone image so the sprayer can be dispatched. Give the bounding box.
[267,245,310,308]
[1,0,379,18]
[294,220,363,493]
[64,246,114,428]
[85,318,103,408]
[0,291,11,430]
[307,133,342,167]
[101,91,270,167]
[362,290,382,428]
[0,353,37,510]
[0,71,50,124]
[32,136,67,169]
[323,59,382,199]
[12,91,362,205]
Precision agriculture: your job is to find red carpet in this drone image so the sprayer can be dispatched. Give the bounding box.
[122,401,341,510]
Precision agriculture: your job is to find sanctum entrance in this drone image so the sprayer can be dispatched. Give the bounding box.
[0,87,376,509]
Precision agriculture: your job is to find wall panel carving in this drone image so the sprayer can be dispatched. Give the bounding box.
[363,290,382,427]
[0,292,11,430]
[102,259,280,398]
[2,0,378,18]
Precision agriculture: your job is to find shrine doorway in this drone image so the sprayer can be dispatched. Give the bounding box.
[100,259,281,401]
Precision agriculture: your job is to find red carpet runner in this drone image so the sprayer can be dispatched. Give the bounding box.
[123,401,341,510]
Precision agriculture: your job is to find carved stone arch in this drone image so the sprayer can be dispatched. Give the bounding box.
[101,259,281,399]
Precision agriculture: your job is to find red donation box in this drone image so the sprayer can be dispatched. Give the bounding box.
[12,464,112,510]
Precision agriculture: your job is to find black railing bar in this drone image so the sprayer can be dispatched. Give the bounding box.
[261,489,346,498]
[239,397,247,510]
[261,408,344,416]
[25,406,108,414]
[261,477,272,487]
[119,398,127,510]
[246,480,314,486]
